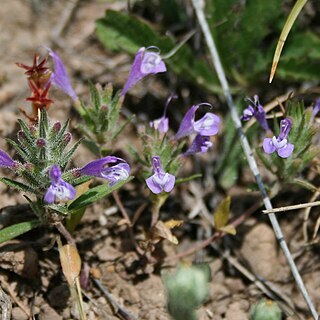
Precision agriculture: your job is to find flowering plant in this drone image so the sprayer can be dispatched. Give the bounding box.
[0,51,131,245]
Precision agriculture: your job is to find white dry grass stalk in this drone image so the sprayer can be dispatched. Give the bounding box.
[263,201,320,214]
[191,0,318,318]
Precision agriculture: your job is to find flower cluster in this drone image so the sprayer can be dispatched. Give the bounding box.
[240,96,294,159]
[119,47,221,195]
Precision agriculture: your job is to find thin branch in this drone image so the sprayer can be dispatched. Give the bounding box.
[263,201,320,214]
[92,278,138,320]
[191,0,318,319]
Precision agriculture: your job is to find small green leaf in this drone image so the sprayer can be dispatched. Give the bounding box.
[0,220,41,244]
[0,177,36,193]
[89,82,101,111]
[68,176,134,211]
[46,204,69,215]
[214,196,231,230]
[175,174,202,185]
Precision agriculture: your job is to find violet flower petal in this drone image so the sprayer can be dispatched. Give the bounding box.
[184,135,212,155]
[256,104,269,131]
[262,138,276,154]
[193,113,220,136]
[45,165,76,204]
[311,98,320,121]
[278,118,292,140]
[277,143,294,158]
[150,116,169,133]
[146,172,175,194]
[0,150,15,167]
[140,51,166,74]
[146,156,175,194]
[80,156,119,177]
[175,105,199,139]
[80,156,130,184]
[44,180,76,204]
[47,48,78,101]
[121,47,166,96]
[101,162,130,185]
[146,174,164,194]
[240,106,255,121]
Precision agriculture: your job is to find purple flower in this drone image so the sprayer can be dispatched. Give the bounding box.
[184,134,213,155]
[146,156,175,194]
[150,94,177,134]
[44,165,76,204]
[262,118,294,158]
[150,117,169,134]
[241,95,269,131]
[175,104,220,140]
[46,48,78,101]
[0,150,15,167]
[121,47,167,96]
[80,156,130,186]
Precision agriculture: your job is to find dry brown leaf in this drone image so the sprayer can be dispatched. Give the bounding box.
[58,242,81,287]
[151,220,183,245]
[214,196,231,230]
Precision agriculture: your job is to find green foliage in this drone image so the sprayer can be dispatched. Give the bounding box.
[5,110,81,194]
[257,101,320,187]
[163,264,210,320]
[0,220,41,245]
[206,0,320,83]
[249,299,282,320]
[96,2,320,87]
[129,124,184,181]
[68,176,134,212]
[77,83,133,156]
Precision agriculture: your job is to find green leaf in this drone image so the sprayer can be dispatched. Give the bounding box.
[46,204,69,215]
[175,174,202,185]
[292,178,317,192]
[89,82,101,111]
[0,177,36,193]
[6,138,31,162]
[66,207,86,233]
[0,220,41,244]
[269,0,308,82]
[60,139,83,167]
[214,196,231,230]
[68,176,134,211]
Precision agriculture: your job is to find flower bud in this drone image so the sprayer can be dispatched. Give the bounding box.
[29,125,37,136]
[36,138,46,148]
[64,132,72,144]
[17,130,25,142]
[52,121,61,133]
[101,104,108,112]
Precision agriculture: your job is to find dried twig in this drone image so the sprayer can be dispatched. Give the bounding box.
[212,245,300,319]
[263,201,320,214]
[92,278,138,320]
[191,0,318,318]
[0,277,29,318]
[164,198,262,262]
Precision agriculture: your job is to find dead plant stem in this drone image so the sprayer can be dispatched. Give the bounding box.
[191,0,318,318]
